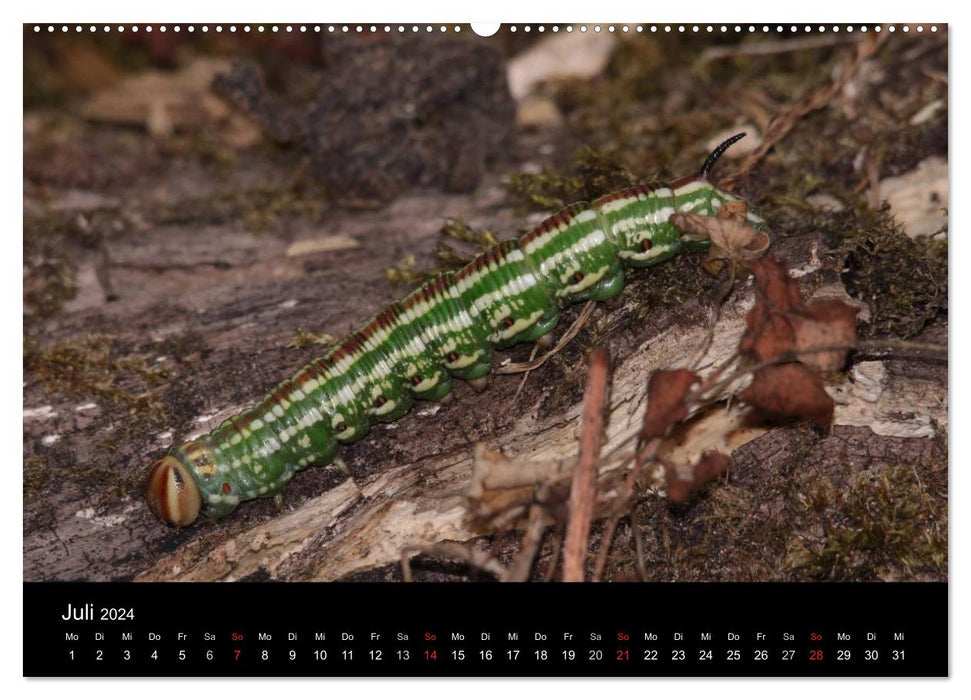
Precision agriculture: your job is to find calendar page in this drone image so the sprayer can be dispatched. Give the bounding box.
[22,18,948,678]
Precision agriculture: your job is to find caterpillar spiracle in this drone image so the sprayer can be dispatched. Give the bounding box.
[146,133,763,527]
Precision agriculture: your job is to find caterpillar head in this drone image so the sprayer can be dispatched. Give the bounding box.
[146,456,202,527]
[146,440,242,525]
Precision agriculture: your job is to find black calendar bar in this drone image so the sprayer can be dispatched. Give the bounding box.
[24,582,947,677]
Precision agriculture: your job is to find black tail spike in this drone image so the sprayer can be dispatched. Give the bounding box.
[700,132,746,179]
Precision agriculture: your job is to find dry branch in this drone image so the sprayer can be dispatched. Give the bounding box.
[562,347,611,582]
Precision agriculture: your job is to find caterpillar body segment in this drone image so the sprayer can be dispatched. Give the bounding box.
[147,133,761,527]
[519,201,625,306]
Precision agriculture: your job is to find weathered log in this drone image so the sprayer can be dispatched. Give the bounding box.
[24,175,946,581]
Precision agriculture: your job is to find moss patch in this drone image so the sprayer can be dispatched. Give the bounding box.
[25,333,171,413]
[506,146,638,211]
[148,179,326,235]
[285,327,339,350]
[785,463,947,580]
[385,218,502,285]
[607,424,947,582]
[23,211,90,320]
[835,207,947,338]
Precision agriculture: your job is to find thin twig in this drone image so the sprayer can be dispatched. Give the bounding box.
[592,436,663,582]
[504,504,551,582]
[512,343,542,403]
[562,347,611,582]
[720,33,886,190]
[497,301,596,374]
[542,526,564,582]
[687,263,738,370]
[631,502,650,582]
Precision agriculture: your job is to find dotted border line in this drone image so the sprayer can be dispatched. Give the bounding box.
[30,24,940,35]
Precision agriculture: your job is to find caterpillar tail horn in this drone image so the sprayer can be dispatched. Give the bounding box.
[699,132,746,179]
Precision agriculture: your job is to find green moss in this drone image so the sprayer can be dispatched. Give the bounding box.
[23,211,89,320]
[385,219,502,286]
[831,205,947,338]
[24,458,121,503]
[632,256,712,319]
[786,459,947,580]
[148,176,325,235]
[506,147,638,212]
[385,253,428,285]
[23,255,77,318]
[242,188,317,234]
[23,456,49,500]
[609,424,947,582]
[286,326,338,350]
[23,333,196,501]
[25,333,171,413]
[433,219,500,270]
[439,217,500,248]
[187,131,240,173]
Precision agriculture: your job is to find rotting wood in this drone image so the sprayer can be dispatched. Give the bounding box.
[23,207,947,582]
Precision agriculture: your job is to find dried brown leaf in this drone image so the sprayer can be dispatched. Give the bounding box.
[669,211,720,239]
[740,363,834,428]
[711,222,769,261]
[751,256,804,311]
[641,369,700,442]
[792,300,860,372]
[741,256,814,363]
[739,257,859,368]
[717,200,751,220]
[672,207,770,277]
[665,450,733,504]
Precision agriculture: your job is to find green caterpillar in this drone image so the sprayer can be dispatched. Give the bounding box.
[147,133,762,527]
